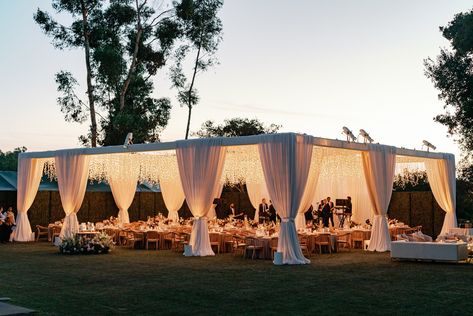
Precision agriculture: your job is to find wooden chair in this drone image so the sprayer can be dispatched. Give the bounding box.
[51,226,61,243]
[209,233,221,254]
[314,234,332,254]
[175,232,190,252]
[351,230,366,249]
[232,235,246,257]
[35,225,49,242]
[146,231,160,250]
[336,232,351,251]
[245,237,263,259]
[270,237,278,259]
[163,232,175,250]
[298,234,311,258]
[104,229,118,244]
[126,231,144,249]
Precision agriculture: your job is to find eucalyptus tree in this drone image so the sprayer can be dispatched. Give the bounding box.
[171,0,224,139]
[35,0,182,146]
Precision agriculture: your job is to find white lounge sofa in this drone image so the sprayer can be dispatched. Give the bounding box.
[391,241,468,262]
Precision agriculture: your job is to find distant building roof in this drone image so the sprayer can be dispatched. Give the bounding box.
[0,171,160,193]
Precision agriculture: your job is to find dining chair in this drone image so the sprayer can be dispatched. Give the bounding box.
[209,232,221,254]
[314,234,332,254]
[351,230,365,249]
[35,225,49,242]
[336,232,351,252]
[146,230,160,250]
[245,237,263,259]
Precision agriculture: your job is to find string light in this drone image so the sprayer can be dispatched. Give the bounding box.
[41,146,435,185]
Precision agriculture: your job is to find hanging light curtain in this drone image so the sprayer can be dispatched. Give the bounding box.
[295,149,322,230]
[55,151,90,239]
[258,133,312,265]
[176,138,226,256]
[13,157,44,241]
[160,178,185,222]
[425,155,457,235]
[245,181,270,222]
[107,154,139,224]
[362,145,396,252]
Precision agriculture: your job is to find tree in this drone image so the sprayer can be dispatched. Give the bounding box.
[35,0,100,146]
[0,147,27,171]
[425,7,473,221]
[424,8,473,157]
[193,117,281,138]
[171,0,223,139]
[35,0,183,146]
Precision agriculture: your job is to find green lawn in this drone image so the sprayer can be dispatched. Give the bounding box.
[1,243,472,315]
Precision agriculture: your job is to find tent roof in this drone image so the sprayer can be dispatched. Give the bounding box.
[19,133,454,161]
[0,171,160,192]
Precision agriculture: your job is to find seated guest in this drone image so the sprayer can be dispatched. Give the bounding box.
[0,215,15,243]
[0,207,5,222]
[6,207,15,225]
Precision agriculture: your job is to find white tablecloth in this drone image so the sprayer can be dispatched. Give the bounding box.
[448,228,473,236]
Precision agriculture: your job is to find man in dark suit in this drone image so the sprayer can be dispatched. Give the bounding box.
[268,200,277,222]
[321,199,331,227]
[327,197,335,227]
[258,198,269,223]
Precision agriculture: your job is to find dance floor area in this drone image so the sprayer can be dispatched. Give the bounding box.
[1,243,472,315]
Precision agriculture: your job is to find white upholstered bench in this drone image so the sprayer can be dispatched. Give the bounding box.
[391,241,468,262]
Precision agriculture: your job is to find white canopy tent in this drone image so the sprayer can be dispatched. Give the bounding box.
[13,133,456,265]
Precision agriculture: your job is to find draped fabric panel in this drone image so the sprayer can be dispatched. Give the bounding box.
[109,176,138,224]
[55,152,90,239]
[13,157,44,241]
[176,139,226,256]
[207,182,224,219]
[246,181,270,222]
[160,178,185,222]
[258,133,312,265]
[425,156,457,235]
[362,145,396,252]
[295,150,322,230]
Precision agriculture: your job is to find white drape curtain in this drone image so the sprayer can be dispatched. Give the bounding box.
[160,178,185,222]
[13,157,44,241]
[109,176,138,224]
[246,181,270,222]
[362,145,396,252]
[259,133,312,265]
[55,152,90,239]
[425,156,457,235]
[295,150,322,230]
[207,182,224,219]
[176,138,226,256]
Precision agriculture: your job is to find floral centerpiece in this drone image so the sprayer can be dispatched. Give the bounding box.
[59,231,114,255]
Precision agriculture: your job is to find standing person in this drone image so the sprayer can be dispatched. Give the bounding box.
[321,199,331,227]
[0,207,5,222]
[345,196,353,222]
[257,198,269,223]
[268,200,277,222]
[327,197,335,227]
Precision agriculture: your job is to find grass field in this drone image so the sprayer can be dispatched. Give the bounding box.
[1,242,473,315]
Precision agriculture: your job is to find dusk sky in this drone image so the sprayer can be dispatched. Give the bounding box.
[1,0,472,160]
